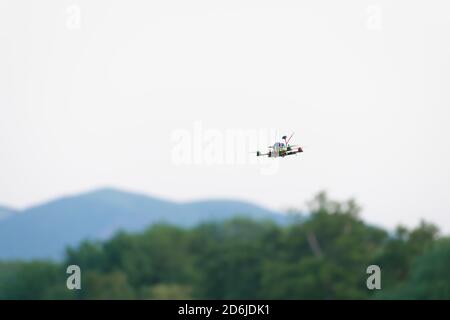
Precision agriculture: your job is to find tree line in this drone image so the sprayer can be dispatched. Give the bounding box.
[0,192,449,299]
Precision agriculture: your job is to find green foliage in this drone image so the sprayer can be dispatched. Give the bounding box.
[140,284,193,299]
[191,218,275,299]
[378,238,450,299]
[81,271,135,299]
[373,220,439,293]
[0,192,447,300]
[0,261,75,300]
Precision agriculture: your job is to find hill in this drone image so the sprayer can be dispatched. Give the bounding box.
[0,188,287,260]
[0,206,15,221]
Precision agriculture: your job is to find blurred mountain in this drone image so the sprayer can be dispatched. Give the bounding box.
[0,188,287,260]
[0,206,15,221]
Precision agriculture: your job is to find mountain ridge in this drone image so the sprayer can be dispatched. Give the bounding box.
[0,187,287,260]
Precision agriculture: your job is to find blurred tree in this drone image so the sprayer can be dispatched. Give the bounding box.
[192,218,274,299]
[0,261,71,300]
[379,238,450,299]
[261,192,386,299]
[374,220,439,292]
[81,271,134,299]
[66,241,106,272]
[140,284,193,299]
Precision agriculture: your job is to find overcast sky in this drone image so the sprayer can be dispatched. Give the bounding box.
[1,0,450,233]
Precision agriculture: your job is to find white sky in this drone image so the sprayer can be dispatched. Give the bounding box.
[1,0,450,233]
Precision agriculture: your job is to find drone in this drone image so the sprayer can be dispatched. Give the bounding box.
[256,133,303,158]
